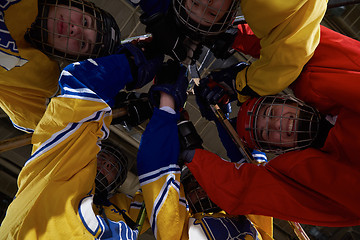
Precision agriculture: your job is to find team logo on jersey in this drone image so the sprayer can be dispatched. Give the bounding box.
[1,0,28,70]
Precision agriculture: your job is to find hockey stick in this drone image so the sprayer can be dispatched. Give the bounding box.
[0,107,128,153]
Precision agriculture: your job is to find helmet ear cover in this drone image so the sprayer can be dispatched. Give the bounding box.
[25,0,120,61]
[181,166,221,214]
[95,142,128,200]
[236,95,321,155]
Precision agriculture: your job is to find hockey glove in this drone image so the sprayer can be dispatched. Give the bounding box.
[116,42,164,90]
[208,27,238,60]
[149,60,189,111]
[194,77,232,121]
[177,119,203,167]
[112,91,153,127]
[140,12,201,64]
[207,62,249,101]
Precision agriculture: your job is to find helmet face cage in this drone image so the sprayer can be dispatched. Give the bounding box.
[95,142,128,199]
[26,0,120,61]
[181,166,221,214]
[246,95,320,154]
[173,0,240,39]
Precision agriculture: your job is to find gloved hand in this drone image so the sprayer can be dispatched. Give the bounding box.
[140,12,201,64]
[177,119,203,167]
[194,77,232,121]
[148,60,189,111]
[208,27,238,60]
[116,42,164,90]
[112,91,153,127]
[207,62,249,101]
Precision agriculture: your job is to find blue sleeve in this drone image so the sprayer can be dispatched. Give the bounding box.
[60,54,133,107]
[137,108,180,175]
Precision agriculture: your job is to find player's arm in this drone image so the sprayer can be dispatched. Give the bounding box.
[186,148,360,227]
[235,0,327,102]
[137,61,189,239]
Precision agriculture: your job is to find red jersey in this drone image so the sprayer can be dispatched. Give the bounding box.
[187,25,360,227]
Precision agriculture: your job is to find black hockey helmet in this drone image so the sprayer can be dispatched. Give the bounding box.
[25,0,121,61]
[181,166,221,213]
[95,142,128,200]
[172,0,240,41]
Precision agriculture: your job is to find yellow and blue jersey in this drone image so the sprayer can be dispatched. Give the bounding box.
[0,56,147,239]
[0,0,60,132]
[137,108,273,240]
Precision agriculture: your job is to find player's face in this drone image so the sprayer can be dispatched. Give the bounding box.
[185,0,232,26]
[97,152,119,184]
[255,104,299,148]
[47,4,97,56]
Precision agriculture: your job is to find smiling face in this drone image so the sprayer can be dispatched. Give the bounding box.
[184,0,233,26]
[47,4,96,56]
[255,103,299,148]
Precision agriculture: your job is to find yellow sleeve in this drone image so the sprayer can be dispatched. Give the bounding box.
[236,0,328,102]
[140,173,189,240]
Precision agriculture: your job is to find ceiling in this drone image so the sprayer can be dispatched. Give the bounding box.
[1,1,360,239]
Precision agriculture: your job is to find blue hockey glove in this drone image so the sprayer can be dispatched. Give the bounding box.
[149,60,189,111]
[116,42,164,90]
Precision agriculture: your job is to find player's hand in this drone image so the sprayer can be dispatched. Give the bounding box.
[148,60,189,111]
[112,91,153,127]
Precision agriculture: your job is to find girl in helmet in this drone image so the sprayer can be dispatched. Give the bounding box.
[183,25,360,227]
[0,54,155,239]
[0,0,162,133]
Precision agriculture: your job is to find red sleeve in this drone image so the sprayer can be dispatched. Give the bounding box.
[291,26,360,116]
[186,149,360,227]
[232,24,261,58]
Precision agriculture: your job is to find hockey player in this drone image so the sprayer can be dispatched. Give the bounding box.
[134,0,327,101]
[136,60,273,239]
[132,0,240,64]
[0,54,154,239]
[0,0,162,133]
[183,25,360,227]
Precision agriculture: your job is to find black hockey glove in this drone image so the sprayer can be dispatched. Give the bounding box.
[208,27,238,60]
[194,78,232,121]
[206,62,249,101]
[116,43,164,90]
[112,91,153,127]
[148,60,189,111]
[177,118,203,167]
[140,12,201,64]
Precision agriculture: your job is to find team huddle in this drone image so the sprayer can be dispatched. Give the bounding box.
[0,0,359,239]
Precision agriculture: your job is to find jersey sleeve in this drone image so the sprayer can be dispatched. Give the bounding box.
[0,56,137,239]
[235,0,327,102]
[186,148,360,227]
[137,108,189,240]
